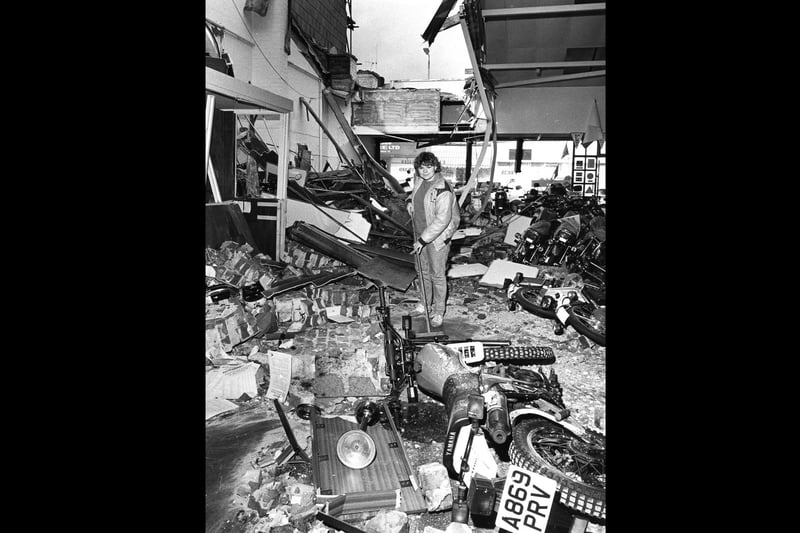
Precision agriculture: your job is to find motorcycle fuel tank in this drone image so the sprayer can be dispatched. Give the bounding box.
[415,343,478,400]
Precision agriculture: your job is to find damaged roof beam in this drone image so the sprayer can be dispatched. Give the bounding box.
[495,70,606,88]
[484,60,605,71]
[482,3,605,19]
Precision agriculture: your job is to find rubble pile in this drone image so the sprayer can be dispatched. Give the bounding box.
[207,219,606,533]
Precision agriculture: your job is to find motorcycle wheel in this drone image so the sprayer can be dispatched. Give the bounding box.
[510,417,606,523]
[512,288,557,319]
[563,303,606,346]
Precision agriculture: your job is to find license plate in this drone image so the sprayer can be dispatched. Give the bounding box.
[496,464,557,533]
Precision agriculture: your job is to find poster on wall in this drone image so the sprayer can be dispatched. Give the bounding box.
[572,184,584,194]
[574,157,585,170]
[585,172,595,183]
[573,171,584,183]
[583,183,595,197]
[586,157,596,170]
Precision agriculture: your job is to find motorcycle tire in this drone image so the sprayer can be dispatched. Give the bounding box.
[512,288,557,319]
[510,417,606,523]
[561,303,606,346]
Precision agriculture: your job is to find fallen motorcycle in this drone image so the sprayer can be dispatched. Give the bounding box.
[504,271,585,320]
[555,285,606,346]
[413,342,606,524]
[370,284,605,527]
[505,270,606,347]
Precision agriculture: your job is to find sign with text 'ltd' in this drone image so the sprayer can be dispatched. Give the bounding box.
[496,464,557,533]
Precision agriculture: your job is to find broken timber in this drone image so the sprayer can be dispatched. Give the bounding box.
[321,87,405,195]
[344,193,413,237]
[288,222,416,291]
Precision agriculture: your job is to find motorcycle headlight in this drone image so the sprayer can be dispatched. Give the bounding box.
[556,230,575,243]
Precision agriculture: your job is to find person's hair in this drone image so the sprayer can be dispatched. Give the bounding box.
[413,152,441,172]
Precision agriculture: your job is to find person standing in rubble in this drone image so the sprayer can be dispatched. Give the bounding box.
[407,152,460,327]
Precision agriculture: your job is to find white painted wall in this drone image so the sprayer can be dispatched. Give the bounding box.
[206,0,353,173]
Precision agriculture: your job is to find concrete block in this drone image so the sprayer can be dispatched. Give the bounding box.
[364,510,409,533]
[286,482,316,514]
[417,463,453,512]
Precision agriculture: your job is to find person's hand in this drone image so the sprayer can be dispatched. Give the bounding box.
[412,240,425,255]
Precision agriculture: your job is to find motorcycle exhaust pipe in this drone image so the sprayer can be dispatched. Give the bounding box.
[484,389,510,445]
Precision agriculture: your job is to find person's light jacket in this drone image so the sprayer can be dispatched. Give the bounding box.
[410,172,460,251]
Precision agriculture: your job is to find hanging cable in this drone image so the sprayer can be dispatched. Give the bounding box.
[229,0,310,98]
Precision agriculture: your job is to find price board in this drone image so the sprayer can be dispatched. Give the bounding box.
[496,464,557,533]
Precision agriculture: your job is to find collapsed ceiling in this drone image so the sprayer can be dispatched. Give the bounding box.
[444,0,606,138]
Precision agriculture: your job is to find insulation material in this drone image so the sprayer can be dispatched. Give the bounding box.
[478,259,540,288]
[447,263,489,278]
[285,198,370,243]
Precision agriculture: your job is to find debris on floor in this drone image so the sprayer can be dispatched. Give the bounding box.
[206,230,605,533]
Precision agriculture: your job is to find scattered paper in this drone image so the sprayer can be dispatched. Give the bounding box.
[206,397,238,420]
[265,350,293,402]
[206,370,225,399]
[479,259,540,288]
[503,215,533,245]
[447,263,489,278]
[224,362,260,399]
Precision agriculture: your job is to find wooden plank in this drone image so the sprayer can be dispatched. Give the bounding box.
[352,89,440,130]
[310,414,427,515]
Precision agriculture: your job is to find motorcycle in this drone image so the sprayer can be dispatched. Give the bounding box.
[555,283,606,346]
[413,342,607,524]
[539,214,582,266]
[515,192,567,218]
[566,215,606,288]
[505,253,606,346]
[508,208,558,265]
[366,284,606,527]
